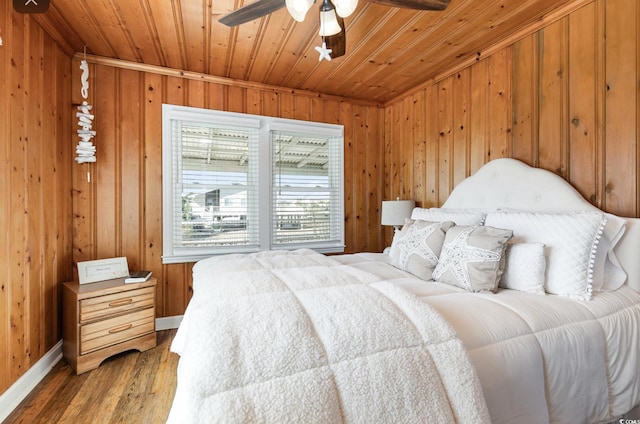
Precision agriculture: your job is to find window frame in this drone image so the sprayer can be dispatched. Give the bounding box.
[161,104,345,264]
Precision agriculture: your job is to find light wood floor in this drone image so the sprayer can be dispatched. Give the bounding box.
[5,330,178,424]
[5,328,640,423]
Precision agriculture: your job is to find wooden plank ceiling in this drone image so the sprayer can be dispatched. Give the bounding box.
[34,0,579,103]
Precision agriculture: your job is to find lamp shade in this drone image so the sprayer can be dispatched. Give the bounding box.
[285,0,314,22]
[333,0,358,18]
[319,9,341,36]
[381,199,415,227]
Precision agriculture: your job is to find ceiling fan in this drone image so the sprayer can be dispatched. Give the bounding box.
[218,0,451,61]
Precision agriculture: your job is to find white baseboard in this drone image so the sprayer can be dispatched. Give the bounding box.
[0,316,182,421]
[156,315,183,331]
[0,340,63,423]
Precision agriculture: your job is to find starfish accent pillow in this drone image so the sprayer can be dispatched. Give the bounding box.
[433,225,513,293]
[388,219,455,281]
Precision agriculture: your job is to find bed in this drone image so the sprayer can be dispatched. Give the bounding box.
[168,158,640,423]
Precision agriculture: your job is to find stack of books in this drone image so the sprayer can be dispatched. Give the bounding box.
[125,270,152,283]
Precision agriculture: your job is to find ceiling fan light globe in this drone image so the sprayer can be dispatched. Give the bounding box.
[333,0,357,17]
[285,0,314,22]
[319,9,341,36]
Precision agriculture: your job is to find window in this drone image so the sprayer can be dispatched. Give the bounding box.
[162,104,344,263]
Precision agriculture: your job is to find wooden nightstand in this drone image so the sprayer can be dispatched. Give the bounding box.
[62,278,157,374]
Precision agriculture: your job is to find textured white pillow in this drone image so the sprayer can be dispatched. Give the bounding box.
[388,219,454,280]
[484,210,607,300]
[499,242,546,295]
[593,213,626,291]
[432,225,513,293]
[410,208,486,226]
[497,209,627,292]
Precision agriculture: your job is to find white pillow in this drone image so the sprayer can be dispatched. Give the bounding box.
[496,209,627,292]
[499,242,546,295]
[410,208,486,226]
[484,210,607,300]
[593,213,626,291]
[388,219,454,280]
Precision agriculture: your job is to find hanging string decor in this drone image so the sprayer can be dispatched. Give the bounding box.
[75,59,96,164]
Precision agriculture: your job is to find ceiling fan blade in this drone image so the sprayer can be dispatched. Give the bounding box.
[325,17,346,59]
[219,0,286,26]
[367,0,450,10]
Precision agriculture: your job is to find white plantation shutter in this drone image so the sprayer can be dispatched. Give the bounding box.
[162,105,344,263]
[270,126,343,250]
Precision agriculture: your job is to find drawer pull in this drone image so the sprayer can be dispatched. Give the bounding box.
[108,298,133,307]
[108,323,133,334]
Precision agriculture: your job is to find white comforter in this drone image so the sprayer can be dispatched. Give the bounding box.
[168,249,490,423]
[169,249,640,424]
[334,252,640,424]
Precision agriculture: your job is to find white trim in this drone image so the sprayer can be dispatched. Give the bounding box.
[0,340,63,423]
[156,315,183,331]
[267,120,344,137]
[161,104,345,263]
[0,320,182,421]
[162,104,262,129]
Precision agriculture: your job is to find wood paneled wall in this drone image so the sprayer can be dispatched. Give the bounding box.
[0,7,73,394]
[384,0,640,246]
[71,58,385,318]
[2,0,636,402]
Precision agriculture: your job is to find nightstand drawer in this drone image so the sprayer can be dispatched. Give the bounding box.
[80,287,155,323]
[80,307,155,354]
[63,278,157,374]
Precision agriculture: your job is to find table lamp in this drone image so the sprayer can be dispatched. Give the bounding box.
[381,198,415,232]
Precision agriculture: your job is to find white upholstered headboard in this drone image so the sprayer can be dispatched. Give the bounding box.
[442,158,640,292]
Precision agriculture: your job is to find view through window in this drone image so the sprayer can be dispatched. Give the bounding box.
[162,105,344,263]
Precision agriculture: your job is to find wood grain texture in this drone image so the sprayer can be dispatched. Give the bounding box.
[5,330,178,424]
[437,76,453,205]
[469,58,490,175]
[10,11,28,385]
[384,0,640,246]
[70,56,385,318]
[0,0,10,393]
[7,327,640,422]
[452,69,471,187]
[31,0,592,103]
[538,18,569,176]
[604,0,638,216]
[568,2,599,204]
[3,0,640,405]
[0,7,73,394]
[512,33,539,165]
